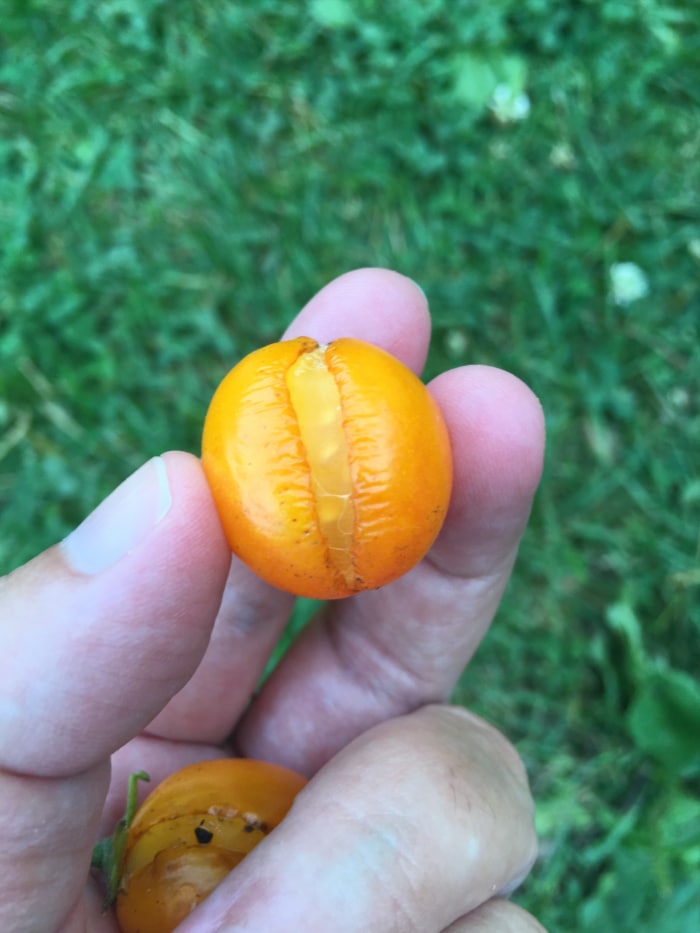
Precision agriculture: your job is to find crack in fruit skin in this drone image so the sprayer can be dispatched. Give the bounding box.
[201,336,453,599]
[284,344,356,588]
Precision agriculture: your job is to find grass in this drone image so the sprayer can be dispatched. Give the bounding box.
[2,1,699,929]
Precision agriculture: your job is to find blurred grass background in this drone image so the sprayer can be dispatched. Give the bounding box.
[1,1,699,929]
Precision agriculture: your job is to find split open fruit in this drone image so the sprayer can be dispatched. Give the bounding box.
[201,336,453,599]
[115,758,307,933]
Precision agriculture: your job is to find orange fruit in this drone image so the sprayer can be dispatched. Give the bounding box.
[116,759,307,933]
[201,337,452,599]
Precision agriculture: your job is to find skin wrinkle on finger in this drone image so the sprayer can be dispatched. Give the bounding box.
[327,559,514,689]
[234,549,523,775]
[184,706,537,933]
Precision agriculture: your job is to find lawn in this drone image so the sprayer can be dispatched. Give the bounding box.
[2,1,699,929]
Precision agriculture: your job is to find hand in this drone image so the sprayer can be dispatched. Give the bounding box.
[0,269,546,932]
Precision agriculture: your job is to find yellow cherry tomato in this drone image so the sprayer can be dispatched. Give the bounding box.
[115,758,307,933]
[201,336,453,599]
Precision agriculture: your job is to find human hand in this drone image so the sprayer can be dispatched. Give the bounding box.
[0,268,546,932]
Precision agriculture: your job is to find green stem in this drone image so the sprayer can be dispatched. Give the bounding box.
[91,770,150,906]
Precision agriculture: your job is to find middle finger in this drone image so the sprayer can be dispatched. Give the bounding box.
[236,363,544,774]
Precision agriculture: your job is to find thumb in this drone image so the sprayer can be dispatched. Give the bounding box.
[0,452,230,778]
[0,453,230,931]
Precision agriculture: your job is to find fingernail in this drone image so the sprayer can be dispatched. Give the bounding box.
[61,456,172,574]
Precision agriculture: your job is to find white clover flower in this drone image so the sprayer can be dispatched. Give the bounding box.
[444,328,469,358]
[609,262,650,306]
[489,83,531,124]
[549,141,576,169]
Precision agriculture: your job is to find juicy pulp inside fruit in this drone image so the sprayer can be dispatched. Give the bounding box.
[122,812,266,881]
[285,346,356,586]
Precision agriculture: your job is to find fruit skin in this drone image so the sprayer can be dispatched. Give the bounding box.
[115,758,307,933]
[201,336,453,599]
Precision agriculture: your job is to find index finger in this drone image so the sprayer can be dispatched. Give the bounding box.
[145,268,436,746]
